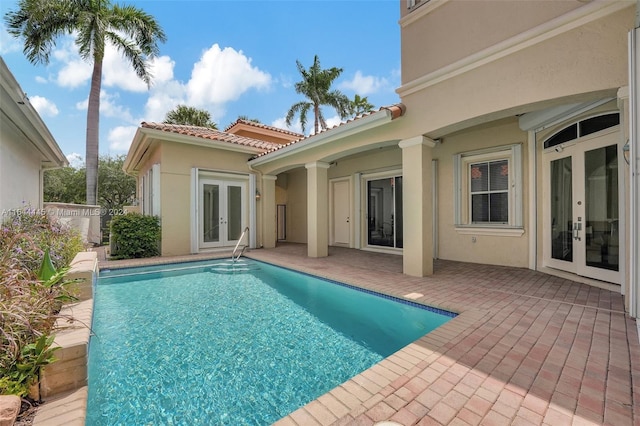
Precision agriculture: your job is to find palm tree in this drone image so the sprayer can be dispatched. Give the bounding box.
[164,105,218,129]
[350,94,375,117]
[5,0,166,206]
[286,55,350,134]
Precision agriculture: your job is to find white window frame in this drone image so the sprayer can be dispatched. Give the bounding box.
[454,144,524,236]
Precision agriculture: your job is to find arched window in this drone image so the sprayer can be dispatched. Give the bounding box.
[544,113,620,149]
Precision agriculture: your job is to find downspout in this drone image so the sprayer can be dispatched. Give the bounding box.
[629,1,640,317]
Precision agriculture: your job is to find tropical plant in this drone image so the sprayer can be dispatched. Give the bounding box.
[286,55,351,134]
[164,105,218,129]
[349,94,375,117]
[5,0,166,206]
[0,230,77,398]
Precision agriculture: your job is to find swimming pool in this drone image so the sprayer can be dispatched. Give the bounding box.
[87,258,454,425]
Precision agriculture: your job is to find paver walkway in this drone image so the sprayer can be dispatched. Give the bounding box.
[243,244,639,426]
[95,243,639,425]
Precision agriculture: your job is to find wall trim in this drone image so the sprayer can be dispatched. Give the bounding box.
[397,1,631,97]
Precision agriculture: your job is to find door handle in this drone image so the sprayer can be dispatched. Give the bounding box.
[573,222,582,241]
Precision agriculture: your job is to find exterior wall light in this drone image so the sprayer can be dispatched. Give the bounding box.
[255,189,261,201]
[623,140,630,165]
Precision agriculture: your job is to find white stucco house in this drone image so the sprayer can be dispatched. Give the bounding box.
[0,57,68,214]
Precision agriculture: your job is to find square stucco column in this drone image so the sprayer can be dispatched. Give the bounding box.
[399,136,437,276]
[261,175,278,249]
[306,161,330,258]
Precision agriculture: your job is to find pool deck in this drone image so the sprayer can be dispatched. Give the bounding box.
[93,244,639,425]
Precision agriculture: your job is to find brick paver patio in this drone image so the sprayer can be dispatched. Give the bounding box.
[97,244,639,425]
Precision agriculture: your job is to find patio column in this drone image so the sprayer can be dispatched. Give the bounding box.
[399,136,438,276]
[261,175,277,249]
[306,161,330,257]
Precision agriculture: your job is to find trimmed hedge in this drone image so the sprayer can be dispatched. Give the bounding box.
[110,213,160,259]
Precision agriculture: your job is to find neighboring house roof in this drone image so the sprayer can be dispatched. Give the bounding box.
[250,104,406,162]
[0,57,68,168]
[224,119,304,141]
[140,122,282,151]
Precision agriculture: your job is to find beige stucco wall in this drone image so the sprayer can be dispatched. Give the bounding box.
[281,168,307,243]
[150,141,256,256]
[399,5,633,139]
[0,122,44,211]
[434,117,530,267]
[401,0,581,81]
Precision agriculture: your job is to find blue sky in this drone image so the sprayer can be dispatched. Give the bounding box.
[0,0,401,167]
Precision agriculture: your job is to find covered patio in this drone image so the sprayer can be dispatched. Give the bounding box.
[241,244,639,425]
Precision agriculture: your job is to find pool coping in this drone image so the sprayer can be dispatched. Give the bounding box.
[241,253,492,425]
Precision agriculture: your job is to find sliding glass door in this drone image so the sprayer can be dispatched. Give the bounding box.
[367,176,403,248]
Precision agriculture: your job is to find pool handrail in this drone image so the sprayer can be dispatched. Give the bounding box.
[231,227,250,262]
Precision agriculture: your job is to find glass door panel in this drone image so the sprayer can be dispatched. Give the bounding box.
[226,184,243,243]
[584,145,619,271]
[550,157,572,262]
[202,183,220,244]
[367,176,402,248]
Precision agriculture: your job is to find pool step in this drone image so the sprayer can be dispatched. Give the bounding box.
[208,259,259,274]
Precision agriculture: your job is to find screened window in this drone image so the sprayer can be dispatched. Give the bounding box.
[469,160,509,223]
[454,144,522,229]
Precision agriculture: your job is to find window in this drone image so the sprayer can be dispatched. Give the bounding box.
[454,144,522,230]
[469,159,509,223]
[544,113,619,149]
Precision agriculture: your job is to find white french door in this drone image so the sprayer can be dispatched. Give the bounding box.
[543,129,623,284]
[199,179,246,249]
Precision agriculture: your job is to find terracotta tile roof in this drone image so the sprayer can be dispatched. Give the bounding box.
[224,119,304,138]
[252,103,406,159]
[140,122,281,151]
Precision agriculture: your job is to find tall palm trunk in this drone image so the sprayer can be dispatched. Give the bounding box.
[85,60,102,206]
[314,103,320,135]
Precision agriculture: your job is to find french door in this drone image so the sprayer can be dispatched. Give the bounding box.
[543,130,622,284]
[199,179,245,248]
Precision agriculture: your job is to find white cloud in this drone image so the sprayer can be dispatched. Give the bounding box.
[323,115,343,130]
[271,116,303,135]
[187,44,271,106]
[144,80,188,122]
[75,90,135,123]
[340,71,388,96]
[35,76,48,84]
[108,126,138,152]
[66,152,84,169]
[0,24,21,55]
[30,96,59,117]
[57,58,92,88]
[102,45,175,92]
[52,36,92,88]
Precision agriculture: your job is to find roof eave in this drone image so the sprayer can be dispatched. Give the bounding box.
[124,126,267,175]
[248,108,397,167]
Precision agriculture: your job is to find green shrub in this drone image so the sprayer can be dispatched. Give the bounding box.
[110,213,160,259]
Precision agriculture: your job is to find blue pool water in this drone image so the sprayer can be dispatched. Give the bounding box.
[87,259,454,425]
